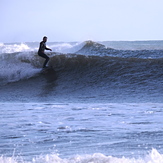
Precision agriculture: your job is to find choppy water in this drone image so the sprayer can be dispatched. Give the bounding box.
[0,40,163,162]
[0,103,163,163]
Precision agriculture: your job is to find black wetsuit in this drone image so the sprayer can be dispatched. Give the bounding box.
[38,41,50,68]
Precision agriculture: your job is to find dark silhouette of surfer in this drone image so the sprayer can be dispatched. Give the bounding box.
[38,36,52,68]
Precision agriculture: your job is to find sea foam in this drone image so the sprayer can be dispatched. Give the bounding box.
[0,149,162,163]
[0,43,31,54]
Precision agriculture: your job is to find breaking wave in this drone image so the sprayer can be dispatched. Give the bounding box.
[0,41,163,93]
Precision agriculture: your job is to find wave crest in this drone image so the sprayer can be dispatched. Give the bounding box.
[76,40,113,55]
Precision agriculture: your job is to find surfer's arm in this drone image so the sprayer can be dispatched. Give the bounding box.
[45,47,52,51]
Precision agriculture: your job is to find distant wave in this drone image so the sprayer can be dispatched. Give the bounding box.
[75,40,163,59]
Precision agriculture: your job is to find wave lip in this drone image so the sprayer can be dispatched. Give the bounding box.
[76,40,114,55]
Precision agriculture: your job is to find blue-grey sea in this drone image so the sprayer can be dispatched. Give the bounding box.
[0,40,163,162]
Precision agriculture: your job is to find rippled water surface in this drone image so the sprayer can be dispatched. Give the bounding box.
[0,103,163,162]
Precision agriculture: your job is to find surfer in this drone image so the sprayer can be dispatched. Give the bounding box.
[38,36,52,68]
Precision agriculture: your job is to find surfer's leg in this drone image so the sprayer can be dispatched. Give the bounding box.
[43,57,50,68]
[38,53,50,68]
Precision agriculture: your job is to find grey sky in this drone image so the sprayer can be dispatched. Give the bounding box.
[1,0,163,43]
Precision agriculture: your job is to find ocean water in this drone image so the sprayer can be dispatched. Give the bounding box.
[0,40,163,163]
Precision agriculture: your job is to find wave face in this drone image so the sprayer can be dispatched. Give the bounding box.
[0,41,163,102]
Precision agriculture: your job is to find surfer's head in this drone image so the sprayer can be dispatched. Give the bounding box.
[43,36,47,42]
